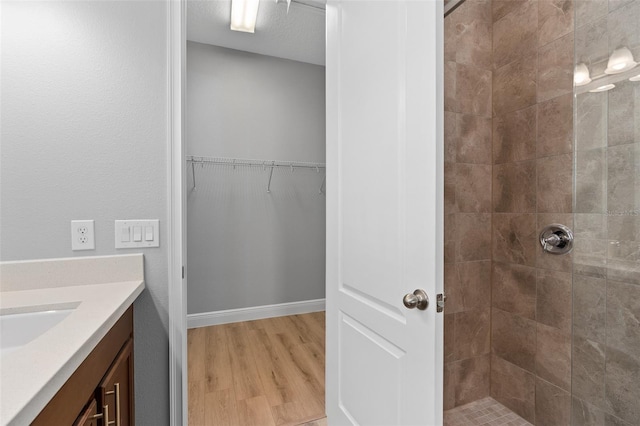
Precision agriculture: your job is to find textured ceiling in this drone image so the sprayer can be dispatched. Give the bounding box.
[187,0,326,66]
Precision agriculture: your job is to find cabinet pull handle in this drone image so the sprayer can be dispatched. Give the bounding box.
[105,383,120,426]
[91,404,109,425]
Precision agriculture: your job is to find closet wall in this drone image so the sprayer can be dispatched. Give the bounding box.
[186,42,326,315]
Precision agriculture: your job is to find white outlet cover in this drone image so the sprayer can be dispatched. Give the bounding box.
[71,220,95,251]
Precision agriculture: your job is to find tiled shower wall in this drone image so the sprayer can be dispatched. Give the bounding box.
[489,0,575,424]
[444,0,577,421]
[443,0,493,410]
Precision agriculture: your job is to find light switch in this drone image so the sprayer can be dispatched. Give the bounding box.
[115,220,159,249]
[133,226,142,242]
[145,226,154,241]
[121,226,131,242]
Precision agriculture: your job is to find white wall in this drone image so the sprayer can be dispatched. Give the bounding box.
[187,42,326,314]
[1,2,170,424]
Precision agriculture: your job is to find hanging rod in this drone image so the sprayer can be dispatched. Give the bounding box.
[187,155,326,193]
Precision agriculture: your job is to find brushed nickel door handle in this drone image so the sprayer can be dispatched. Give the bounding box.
[403,289,429,310]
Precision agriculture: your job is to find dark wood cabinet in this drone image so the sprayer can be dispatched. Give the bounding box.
[33,307,134,426]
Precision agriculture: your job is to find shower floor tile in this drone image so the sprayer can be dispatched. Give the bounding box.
[444,397,532,426]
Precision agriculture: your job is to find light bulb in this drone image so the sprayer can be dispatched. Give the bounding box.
[589,84,616,93]
[605,47,638,74]
[574,63,592,86]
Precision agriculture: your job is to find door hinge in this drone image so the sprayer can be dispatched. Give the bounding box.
[436,293,446,313]
[182,266,185,279]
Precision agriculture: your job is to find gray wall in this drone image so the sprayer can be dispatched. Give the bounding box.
[1,2,170,424]
[186,42,326,314]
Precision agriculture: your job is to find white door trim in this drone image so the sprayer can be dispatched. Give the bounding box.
[168,0,187,424]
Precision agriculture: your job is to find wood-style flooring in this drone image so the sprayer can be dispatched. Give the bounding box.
[188,312,326,426]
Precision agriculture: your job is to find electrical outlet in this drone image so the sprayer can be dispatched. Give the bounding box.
[71,220,95,250]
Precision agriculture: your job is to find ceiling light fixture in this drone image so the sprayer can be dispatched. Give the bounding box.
[605,47,638,74]
[589,83,616,93]
[230,0,260,33]
[630,74,640,82]
[574,63,592,86]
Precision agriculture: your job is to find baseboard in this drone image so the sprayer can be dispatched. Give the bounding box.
[187,298,326,329]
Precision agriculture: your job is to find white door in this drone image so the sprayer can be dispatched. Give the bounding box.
[325,1,444,425]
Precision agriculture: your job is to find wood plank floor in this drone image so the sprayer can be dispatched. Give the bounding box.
[188,312,326,426]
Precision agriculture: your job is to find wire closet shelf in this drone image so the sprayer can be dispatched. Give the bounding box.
[187,155,326,194]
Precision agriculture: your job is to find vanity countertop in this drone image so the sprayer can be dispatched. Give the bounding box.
[0,254,145,426]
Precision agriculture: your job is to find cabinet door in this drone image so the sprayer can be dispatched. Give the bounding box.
[98,338,134,426]
[73,399,99,426]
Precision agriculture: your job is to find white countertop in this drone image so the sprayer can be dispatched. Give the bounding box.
[0,254,145,426]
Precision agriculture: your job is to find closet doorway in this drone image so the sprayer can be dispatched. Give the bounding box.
[185,1,327,425]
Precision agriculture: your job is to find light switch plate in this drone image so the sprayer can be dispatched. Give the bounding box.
[115,220,159,249]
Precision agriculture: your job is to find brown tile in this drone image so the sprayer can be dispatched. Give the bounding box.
[445,61,457,113]
[607,143,640,216]
[575,148,606,214]
[536,323,572,391]
[493,213,537,266]
[444,111,458,164]
[607,2,640,58]
[605,345,640,424]
[572,336,606,408]
[536,269,572,333]
[493,161,537,213]
[538,0,574,47]
[456,164,492,213]
[491,308,536,372]
[445,263,462,313]
[457,260,492,311]
[457,0,493,24]
[575,0,607,28]
[572,397,605,426]
[444,12,458,63]
[537,93,573,157]
[606,280,640,356]
[455,308,491,359]
[456,12,493,70]
[444,361,457,410]
[445,163,457,214]
[457,63,492,117]
[492,0,529,22]
[575,17,609,71]
[445,214,456,263]
[537,33,574,103]
[492,261,536,319]
[455,354,491,406]
[608,215,640,242]
[573,274,606,343]
[537,154,573,213]
[492,0,538,69]
[493,106,537,164]
[536,213,574,272]
[607,259,640,286]
[536,378,571,426]
[605,413,635,426]
[457,114,492,164]
[490,354,536,423]
[457,213,492,261]
[493,57,538,116]
[608,80,637,147]
[576,91,608,151]
[444,313,455,363]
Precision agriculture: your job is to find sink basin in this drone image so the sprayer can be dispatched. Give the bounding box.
[0,308,75,356]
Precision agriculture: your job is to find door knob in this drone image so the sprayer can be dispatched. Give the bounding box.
[403,289,429,310]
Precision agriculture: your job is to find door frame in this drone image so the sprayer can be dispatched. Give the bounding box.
[168,0,187,424]
[166,2,444,425]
